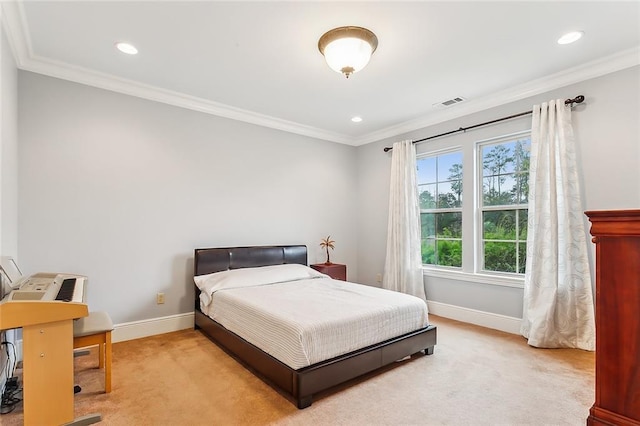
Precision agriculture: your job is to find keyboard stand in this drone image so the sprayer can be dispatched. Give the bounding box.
[0,300,99,426]
[63,413,102,425]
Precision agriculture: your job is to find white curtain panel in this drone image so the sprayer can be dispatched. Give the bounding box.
[383,140,427,302]
[521,99,595,350]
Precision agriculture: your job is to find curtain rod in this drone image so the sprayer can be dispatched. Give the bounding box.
[382,95,585,152]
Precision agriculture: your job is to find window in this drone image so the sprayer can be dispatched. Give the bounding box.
[479,137,530,273]
[417,151,463,267]
[416,132,531,279]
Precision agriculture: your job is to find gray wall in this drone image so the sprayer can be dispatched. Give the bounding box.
[18,72,358,324]
[12,59,640,325]
[1,16,19,391]
[1,16,18,277]
[356,65,640,318]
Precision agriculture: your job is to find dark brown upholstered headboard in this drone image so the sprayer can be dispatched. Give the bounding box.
[193,245,308,311]
[194,245,308,276]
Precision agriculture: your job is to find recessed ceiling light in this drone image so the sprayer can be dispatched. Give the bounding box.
[557,31,584,45]
[115,42,138,55]
[351,116,363,123]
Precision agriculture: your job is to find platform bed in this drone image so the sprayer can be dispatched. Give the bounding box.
[194,245,437,409]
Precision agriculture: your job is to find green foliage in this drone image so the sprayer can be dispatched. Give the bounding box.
[422,239,462,267]
[483,210,517,239]
[421,212,462,267]
[420,189,435,209]
[482,209,527,272]
[438,240,462,267]
[422,240,434,264]
[484,242,517,273]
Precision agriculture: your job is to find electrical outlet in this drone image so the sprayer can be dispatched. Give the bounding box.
[376,273,382,283]
[156,292,165,304]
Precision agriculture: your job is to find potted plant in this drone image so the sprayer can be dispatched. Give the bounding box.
[320,236,335,265]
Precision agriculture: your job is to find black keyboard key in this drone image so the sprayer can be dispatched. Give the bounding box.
[55,278,76,302]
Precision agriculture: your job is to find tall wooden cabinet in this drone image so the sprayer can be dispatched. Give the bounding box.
[585,210,640,426]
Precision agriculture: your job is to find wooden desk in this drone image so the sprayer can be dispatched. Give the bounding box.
[310,263,346,280]
[0,300,88,425]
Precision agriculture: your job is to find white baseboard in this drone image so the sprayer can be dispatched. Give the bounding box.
[10,304,518,350]
[427,300,522,335]
[13,312,194,364]
[112,312,194,343]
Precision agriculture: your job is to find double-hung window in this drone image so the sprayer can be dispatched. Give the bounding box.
[479,136,530,274]
[417,150,463,268]
[417,132,531,279]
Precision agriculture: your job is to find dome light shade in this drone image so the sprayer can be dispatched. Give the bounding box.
[318,26,378,78]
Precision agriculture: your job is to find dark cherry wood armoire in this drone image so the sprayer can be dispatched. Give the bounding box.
[585,209,640,426]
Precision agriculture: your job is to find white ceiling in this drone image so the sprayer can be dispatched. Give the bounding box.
[2,1,639,146]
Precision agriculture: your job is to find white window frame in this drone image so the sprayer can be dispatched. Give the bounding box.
[419,131,530,289]
[476,132,531,278]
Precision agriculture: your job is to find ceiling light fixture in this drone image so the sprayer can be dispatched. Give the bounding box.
[318,26,378,78]
[557,31,584,45]
[351,116,363,123]
[115,42,138,55]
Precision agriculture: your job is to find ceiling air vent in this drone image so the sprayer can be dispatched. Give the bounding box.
[433,96,467,109]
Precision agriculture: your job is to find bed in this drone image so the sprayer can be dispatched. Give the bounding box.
[193,245,437,408]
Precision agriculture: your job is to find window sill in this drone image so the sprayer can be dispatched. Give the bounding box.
[422,267,524,289]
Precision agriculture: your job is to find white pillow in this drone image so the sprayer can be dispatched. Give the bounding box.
[194,263,328,307]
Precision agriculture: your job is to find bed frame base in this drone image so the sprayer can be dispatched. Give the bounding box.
[195,310,436,408]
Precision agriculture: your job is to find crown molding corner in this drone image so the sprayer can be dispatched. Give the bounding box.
[2,0,355,145]
[1,1,32,68]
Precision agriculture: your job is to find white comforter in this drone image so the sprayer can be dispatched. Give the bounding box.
[195,264,429,370]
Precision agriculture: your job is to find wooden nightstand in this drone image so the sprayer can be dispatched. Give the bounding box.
[310,263,346,281]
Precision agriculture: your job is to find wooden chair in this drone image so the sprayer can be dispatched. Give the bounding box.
[73,311,113,393]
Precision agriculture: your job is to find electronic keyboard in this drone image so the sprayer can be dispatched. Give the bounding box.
[5,273,86,303]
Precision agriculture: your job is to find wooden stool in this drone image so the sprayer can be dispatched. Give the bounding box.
[73,311,113,393]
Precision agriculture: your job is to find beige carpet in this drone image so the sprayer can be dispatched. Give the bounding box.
[2,315,594,425]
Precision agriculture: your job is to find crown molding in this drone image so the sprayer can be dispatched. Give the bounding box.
[24,53,355,145]
[354,46,640,146]
[0,1,355,145]
[3,2,638,147]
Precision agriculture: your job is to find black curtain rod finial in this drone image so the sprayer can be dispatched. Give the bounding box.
[383,94,584,152]
[565,95,585,105]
